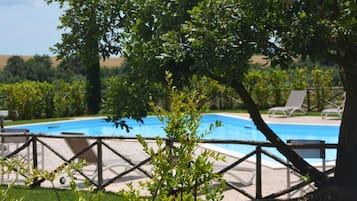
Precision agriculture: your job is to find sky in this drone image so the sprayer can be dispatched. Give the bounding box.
[0,0,63,56]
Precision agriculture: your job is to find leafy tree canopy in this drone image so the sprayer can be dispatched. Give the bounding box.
[44,0,357,196]
[45,0,123,59]
[120,0,200,87]
[45,0,125,114]
[257,0,357,191]
[4,55,26,78]
[24,55,54,82]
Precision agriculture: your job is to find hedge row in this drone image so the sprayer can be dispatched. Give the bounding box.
[0,81,86,120]
[0,66,341,120]
[242,67,339,110]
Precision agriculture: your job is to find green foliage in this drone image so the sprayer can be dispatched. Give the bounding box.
[100,67,123,80]
[243,70,272,108]
[55,56,86,82]
[243,68,289,108]
[269,68,289,106]
[0,182,22,201]
[0,157,114,201]
[53,80,87,117]
[0,55,55,83]
[45,0,122,59]
[175,0,253,79]
[120,72,225,200]
[0,63,340,121]
[51,0,353,190]
[121,0,200,87]
[0,85,17,119]
[2,81,55,119]
[24,55,54,82]
[0,81,86,120]
[311,67,334,111]
[45,0,117,114]
[1,186,121,201]
[102,76,152,128]
[240,66,338,110]
[102,63,171,129]
[261,0,357,64]
[3,56,26,82]
[290,67,309,90]
[188,76,239,110]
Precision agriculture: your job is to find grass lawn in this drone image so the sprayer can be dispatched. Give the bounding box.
[2,185,126,201]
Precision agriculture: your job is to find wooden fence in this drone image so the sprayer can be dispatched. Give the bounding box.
[0,133,337,200]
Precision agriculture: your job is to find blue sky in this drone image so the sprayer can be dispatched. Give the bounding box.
[0,0,63,56]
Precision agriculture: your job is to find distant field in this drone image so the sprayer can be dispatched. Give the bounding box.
[0,55,124,70]
[0,54,266,70]
[250,55,270,65]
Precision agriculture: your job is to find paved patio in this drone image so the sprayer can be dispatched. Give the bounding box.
[1,113,340,200]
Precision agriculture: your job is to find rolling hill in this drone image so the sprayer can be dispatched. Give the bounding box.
[0,55,125,70]
[0,54,267,70]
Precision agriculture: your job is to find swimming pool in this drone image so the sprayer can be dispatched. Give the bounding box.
[13,114,338,162]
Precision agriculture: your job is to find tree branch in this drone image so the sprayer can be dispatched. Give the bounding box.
[208,72,328,184]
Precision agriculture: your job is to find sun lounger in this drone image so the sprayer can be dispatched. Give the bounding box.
[0,128,30,157]
[0,110,8,129]
[60,132,137,183]
[321,92,345,119]
[0,128,31,182]
[268,90,307,117]
[286,139,325,198]
[215,164,256,186]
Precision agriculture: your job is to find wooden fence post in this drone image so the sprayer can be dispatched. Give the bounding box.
[97,138,103,190]
[32,136,39,187]
[256,145,262,199]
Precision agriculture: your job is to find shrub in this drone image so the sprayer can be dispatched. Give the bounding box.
[269,68,289,106]
[4,81,54,119]
[311,67,334,111]
[53,80,87,117]
[243,69,272,108]
[0,81,86,120]
[119,72,225,200]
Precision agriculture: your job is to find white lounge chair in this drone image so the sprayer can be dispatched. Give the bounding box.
[268,90,307,117]
[321,92,345,119]
[286,139,326,198]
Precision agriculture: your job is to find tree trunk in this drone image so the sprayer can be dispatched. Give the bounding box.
[85,53,101,114]
[219,78,327,183]
[83,7,101,114]
[83,37,101,114]
[334,63,357,189]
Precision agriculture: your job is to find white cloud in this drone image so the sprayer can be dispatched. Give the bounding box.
[32,0,47,8]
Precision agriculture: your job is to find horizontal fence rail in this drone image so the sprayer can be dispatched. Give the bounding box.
[0,133,337,200]
[306,87,344,112]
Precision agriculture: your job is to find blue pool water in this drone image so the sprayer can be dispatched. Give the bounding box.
[13,114,339,162]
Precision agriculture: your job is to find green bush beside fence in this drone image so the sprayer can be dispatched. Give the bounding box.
[0,81,86,119]
[0,66,342,120]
